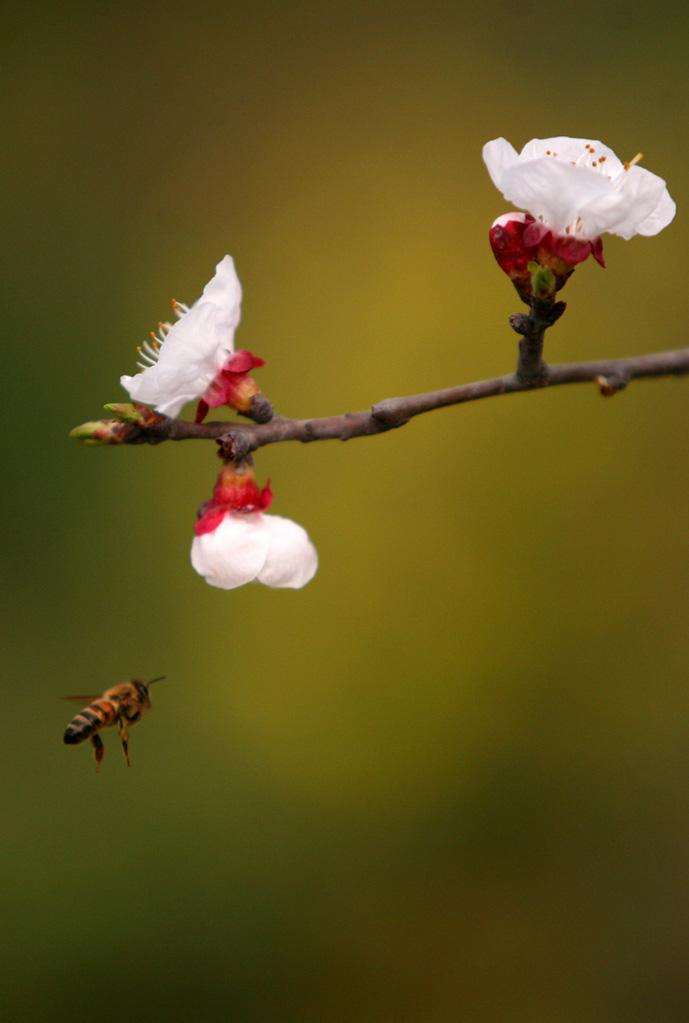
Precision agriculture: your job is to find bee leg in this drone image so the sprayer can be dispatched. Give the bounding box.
[117,719,131,767]
[91,734,105,771]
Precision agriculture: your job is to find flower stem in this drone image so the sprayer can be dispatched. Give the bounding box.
[512,299,567,385]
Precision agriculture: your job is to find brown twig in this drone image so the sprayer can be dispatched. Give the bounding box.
[511,298,567,384]
[130,344,689,457]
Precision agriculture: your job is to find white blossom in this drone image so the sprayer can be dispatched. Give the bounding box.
[483,137,675,242]
[191,512,318,590]
[120,255,242,418]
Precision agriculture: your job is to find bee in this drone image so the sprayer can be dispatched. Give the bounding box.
[63,677,164,770]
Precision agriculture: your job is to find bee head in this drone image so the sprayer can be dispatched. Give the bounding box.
[134,676,165,706]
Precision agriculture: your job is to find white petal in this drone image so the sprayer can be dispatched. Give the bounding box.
[121,303,222,415]
[482,138,519,190]
[594,166,674,238]
[483,136,675,242]
[256,515,319,589]
[190,514,271,589]
[120,256,243,417]
[519,137,625,177]
[499,159,612,234]
[198,255,242,337]
[634,188,677,236]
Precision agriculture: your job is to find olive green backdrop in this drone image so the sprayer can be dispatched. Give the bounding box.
[3,1,689,1020]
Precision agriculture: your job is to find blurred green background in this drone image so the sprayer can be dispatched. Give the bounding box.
[3,1,689,1020]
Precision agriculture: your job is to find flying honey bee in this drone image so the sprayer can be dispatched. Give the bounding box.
[63,677,164,770]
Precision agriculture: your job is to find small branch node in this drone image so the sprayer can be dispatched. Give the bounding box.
[215,431,255,461]
[594,373,628,397]
[371,399,410,430]
[243,394,274,424]
[509,314,531,336]
[516,364,549,388]
[547,300,567,326]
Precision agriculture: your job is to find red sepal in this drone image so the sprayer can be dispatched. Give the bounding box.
[260,479,273,510]
[549,233,598,266]
[491,215,538,276]
[195,349,266,421]
[590,236,606,267]
[195,508,226,536]
[194,465,273,534]
[226,350,266,373]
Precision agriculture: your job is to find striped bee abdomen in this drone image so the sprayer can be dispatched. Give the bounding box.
[63,701,118,745]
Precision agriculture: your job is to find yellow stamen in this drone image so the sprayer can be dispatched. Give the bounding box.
[624,152,643,171]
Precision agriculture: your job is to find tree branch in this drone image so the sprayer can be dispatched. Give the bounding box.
[135,345,689,458]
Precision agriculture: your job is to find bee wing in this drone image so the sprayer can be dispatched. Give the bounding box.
[61,695,100,704]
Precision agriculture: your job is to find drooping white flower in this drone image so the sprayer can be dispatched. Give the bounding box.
[483,137,676,244]
[191,464,318,590]
[191,512,319,590]
[120,255,243,418]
